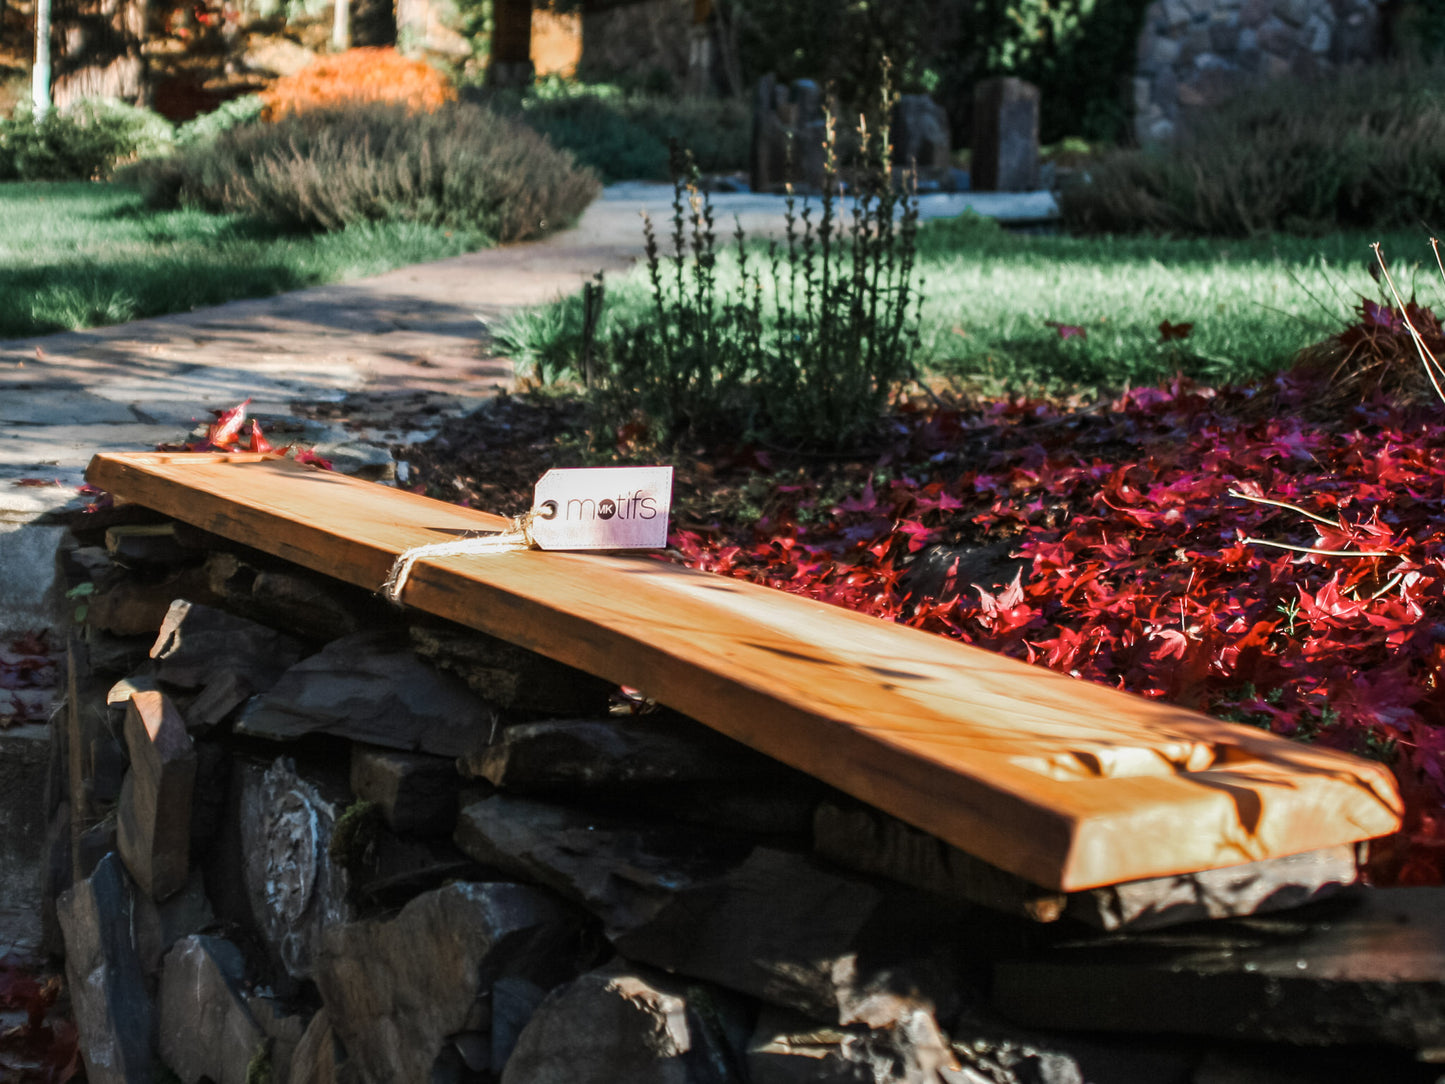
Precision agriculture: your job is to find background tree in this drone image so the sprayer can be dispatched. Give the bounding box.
[49,0,148,109]
[728,0,1151,144]
[488,0,533,84]
[32,0,52,116]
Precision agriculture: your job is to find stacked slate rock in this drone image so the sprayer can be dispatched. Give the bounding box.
[1132,0,1386,145]
[41,501,1445,1084]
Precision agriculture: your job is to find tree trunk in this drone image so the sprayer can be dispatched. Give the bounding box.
[685,0,714,96]
[50,0,148,110]
[32,0,52,117]
[351,0,395,48]
[488,0,533,87]
[332,0,351,51]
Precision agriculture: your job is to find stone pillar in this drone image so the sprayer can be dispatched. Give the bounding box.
[750,76,827,193]
[892,94,951,173]
[971,77,1040,192]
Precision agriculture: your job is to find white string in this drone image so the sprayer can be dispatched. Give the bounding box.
[382,513,536,604]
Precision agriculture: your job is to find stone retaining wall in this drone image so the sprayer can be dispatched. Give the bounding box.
[39,495,1445,1084]
[1133,0,1388,144]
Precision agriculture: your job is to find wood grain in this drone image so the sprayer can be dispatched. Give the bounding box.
[85,452,1404,891]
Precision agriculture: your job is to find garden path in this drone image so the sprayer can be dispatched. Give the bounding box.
[0,183,1057,632]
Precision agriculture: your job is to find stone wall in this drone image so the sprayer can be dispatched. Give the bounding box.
[1133,0,1388,144]
[39,490,1445,1084]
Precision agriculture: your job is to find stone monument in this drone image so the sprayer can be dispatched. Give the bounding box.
[971,77,1040,192]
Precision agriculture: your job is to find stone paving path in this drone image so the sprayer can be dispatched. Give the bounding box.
[0,182,1057,632]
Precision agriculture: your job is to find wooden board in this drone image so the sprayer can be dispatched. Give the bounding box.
[85,452,1404,892]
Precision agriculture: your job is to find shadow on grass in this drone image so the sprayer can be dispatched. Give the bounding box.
[0,260,311,339]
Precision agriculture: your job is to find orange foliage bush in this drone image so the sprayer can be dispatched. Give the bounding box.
[261,47,456,122]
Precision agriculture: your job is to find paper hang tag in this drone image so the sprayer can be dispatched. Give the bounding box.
[529,466,674,551]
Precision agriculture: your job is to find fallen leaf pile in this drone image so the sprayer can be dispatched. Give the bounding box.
[0,632,57,729]
[158,398,333,469]
[0,954,78,1082]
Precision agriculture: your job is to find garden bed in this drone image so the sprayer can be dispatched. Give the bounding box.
[40,446,1443,1083]
[401,367,1445,886]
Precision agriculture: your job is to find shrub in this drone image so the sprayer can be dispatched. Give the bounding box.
[152,102,600,241]
[531,95,746,182]
[513,93,667,182]
[175,94,265,147]
[0,99,174,181]
[482,82,751,183]
[260,47,456,121]
[1061,62,1445,236]
[570,96,921,450]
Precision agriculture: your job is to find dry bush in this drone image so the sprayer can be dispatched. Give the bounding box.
[149,103,599,242]
[1062,62,1445,236]
[1294,243,1445,412]
[1294,296,1445,409]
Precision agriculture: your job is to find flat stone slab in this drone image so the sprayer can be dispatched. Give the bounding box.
[748,1005,961,1084]
[150,599,305,695]
[0,423,190,475]
[815,800,1359,930]
[468,715,793,792]
[410,622,613,716]
[993,887,1445,1049]
[235,629,494,757]
[0,508,70,637]
[502,960,749,1084]
[157,935,265,1084]
[315,881,583,1084]
[116,690,197,901]
[0,390,140,426]
[58,853,154,1083]
[615,846,961,1029]
[350,745,461,835]
[454,794,749,938]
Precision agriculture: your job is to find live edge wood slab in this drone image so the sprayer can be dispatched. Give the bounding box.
[85,452,1404,893]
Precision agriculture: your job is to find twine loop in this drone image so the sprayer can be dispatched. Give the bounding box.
[382,512,536,604]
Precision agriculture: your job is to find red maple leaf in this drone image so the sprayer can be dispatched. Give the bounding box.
[246,420,274,454]
[207,398,251,448]
[294,449,334,471]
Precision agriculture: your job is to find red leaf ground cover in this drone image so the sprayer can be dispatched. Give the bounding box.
[0,632,57,729]
[667,374,1445,885]
[0,954,78,1082]
[156,399,334,469]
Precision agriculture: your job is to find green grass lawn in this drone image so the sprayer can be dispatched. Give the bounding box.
[6,180,1433,397]
[0,181,489,339]
[913,216,1430,393]
[500,212,1435,395]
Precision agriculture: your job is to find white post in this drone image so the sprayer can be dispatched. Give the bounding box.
[332,0,350,52]
[32,0,52,119]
